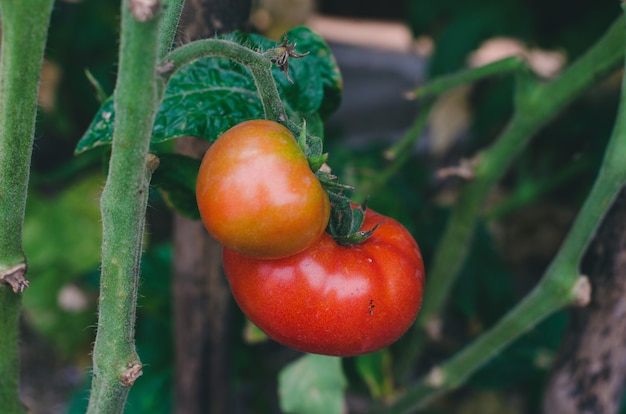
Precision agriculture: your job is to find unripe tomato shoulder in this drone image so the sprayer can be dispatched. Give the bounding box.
[196,120,330,259]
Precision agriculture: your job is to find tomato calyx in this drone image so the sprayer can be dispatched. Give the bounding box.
[297,121,328,173]
[294,121,379,246]
[326,196,381,246]
[266,35,310,84]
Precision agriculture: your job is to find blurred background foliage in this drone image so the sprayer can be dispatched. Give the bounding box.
[22,0,622,412]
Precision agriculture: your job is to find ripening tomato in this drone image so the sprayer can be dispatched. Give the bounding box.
[222,208,425,357]
[196,120,330,259]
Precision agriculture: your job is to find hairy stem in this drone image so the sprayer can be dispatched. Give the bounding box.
[0,288,25,414]
[157,0,185,59]
[381,16,626,413]
[398,17,625,378]
[0,0,54,412]
[162,38,286,121]
[87,2,162,412]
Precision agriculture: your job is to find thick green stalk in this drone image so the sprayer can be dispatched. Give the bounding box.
[380,16,626,413]
[87,2,162,412]
[399,17,625,375]
[0,0,54,412]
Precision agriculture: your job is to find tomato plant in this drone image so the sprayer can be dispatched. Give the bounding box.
[222,208,425,357]
[196,119,330,259]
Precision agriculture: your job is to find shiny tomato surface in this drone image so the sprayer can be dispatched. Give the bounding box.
[196,120,330,259]
[222,208,425,356]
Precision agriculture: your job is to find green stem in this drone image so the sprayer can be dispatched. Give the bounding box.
[353,101,433,201]
[0,289,25,414]
[384,100,434,162]
[0,0,54,412]
[0,0,54,274]
[162,38,287,122]
[157,0,185,59]
[87,2,162,412]
[382,16,626,413]
[410,56,525,100]
[484,155,591,220]
[400,16,625,376]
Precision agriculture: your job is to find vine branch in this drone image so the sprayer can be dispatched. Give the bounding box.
[0,0,54,412]
[396,16,626,380]
[87,1,163,412]
[378,14,626,413]
[161,37,290,122]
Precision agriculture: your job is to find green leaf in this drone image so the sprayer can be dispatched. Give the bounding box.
[75,97,114,154]
[151,153,202,220]
[278,354,347,414]
[242,319,269,344]
[355,349,395,399]
[75,26,342,154]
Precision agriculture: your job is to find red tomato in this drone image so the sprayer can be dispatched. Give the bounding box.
[222,208,425,357]
[196,120,330,259]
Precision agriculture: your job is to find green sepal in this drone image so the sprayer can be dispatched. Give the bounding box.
[307,153,328,173]
[333,221,382,246]
[297,119,326,172]
[326,195,377,246]
[316,170,354,192]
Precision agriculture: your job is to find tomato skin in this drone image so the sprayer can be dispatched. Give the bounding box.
[222,208,425,357]
[196,120,330,259]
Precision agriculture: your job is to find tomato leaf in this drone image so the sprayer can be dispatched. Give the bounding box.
[278,354,347,414]
[75,26,342,154]
[242,319,269,344]
[150,153,201,220]
[355,349,395,399]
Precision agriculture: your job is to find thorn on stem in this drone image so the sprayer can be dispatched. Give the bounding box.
[0,264,29,293]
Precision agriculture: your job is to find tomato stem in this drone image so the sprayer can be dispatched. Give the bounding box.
[381,16,626,413]
[88,2,165,412]
[161,37,287,122]
[0,0,54,411]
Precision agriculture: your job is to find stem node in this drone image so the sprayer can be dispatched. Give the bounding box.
[0,263,28,293]
[121,361,143,387]
[425,367,445,388]
[424,317,443,341]
[436,156,481,181]
[572,275,592,307]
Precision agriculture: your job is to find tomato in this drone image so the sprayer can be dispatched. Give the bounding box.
[196,120,330,259]
[222,208,425,357]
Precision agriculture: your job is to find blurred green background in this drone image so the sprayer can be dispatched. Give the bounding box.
[22,0,621,412]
